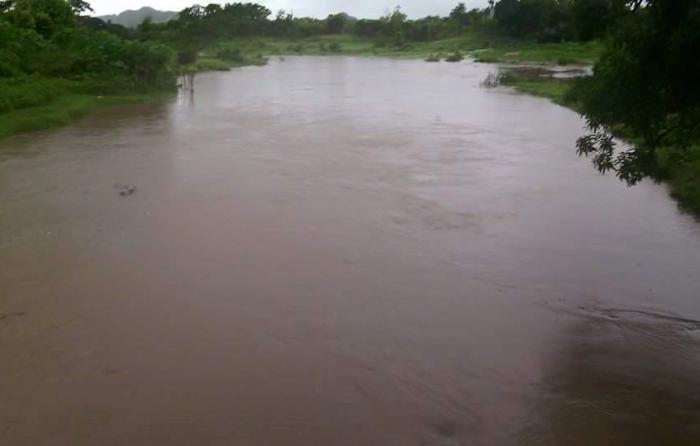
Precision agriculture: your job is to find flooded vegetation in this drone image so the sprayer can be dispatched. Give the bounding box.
[2,56,700,445]
[479,65,590,106]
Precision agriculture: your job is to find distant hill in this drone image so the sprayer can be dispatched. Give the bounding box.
[98,7,177,28]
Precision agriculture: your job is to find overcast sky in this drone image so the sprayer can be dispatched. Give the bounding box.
[91,0,490,18]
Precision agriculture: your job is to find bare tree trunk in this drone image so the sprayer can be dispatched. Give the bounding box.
[179,68,195,93]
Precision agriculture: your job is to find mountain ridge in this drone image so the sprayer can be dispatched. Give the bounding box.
[98,7,177,28]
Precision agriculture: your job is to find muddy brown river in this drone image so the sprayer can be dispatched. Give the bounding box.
[2,57,700,445]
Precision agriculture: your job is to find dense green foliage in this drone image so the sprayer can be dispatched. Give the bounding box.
[492,0,634,42]
[0,0,174,139]
[0,0,174,93]
[135,1,627,50]
[0,0,623,97]
[570,0,700,213]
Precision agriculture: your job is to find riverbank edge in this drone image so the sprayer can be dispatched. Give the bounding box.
[0,93,173,141]
[0,34,598,141]
[4,39,696,217]
[501,76,700,217]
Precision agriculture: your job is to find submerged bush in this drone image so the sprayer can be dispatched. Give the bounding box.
[445,52,464,62]
[480,72,503,88]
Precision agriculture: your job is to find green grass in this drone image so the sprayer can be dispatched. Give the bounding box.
[472,40,603,65]
[0,93,170,140]
[188,54,268,73]
[654,145,700,216]
[0,49,267,140]
[210,33,602,65]
[191,58,233,72]
[669,161,700,216]
[0,77,74,113]
[500,77,575,107]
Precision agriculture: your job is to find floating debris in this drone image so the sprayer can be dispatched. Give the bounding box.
[0,311,27,322]
[115,183,137,197]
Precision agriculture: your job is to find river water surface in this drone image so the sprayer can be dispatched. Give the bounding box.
[2,57,700,445]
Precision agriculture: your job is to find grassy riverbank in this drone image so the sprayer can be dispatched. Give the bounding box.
[0,92,171,140]
[498,74,700,216]
[194,33,602,68]
[654,146,700,215]
[501,77,574,107]
[189,53,268,73]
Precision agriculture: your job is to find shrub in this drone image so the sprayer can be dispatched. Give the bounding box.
[286,43,304,53]
[192,58,230,72]
[0,77,72,113]
[557,57,575,66]
[177,49,197,66]
[121,41,175,91]
[216,46,244,62]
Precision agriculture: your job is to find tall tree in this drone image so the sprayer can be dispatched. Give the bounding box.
[450,3,469,26]
[69,0,91,14]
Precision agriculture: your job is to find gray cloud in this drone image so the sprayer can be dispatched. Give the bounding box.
[91,0,489,18]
